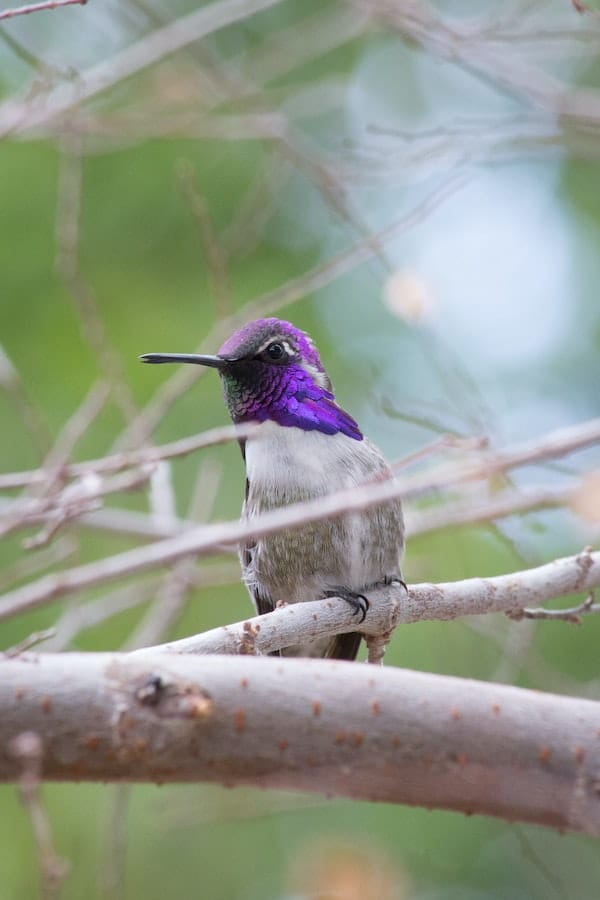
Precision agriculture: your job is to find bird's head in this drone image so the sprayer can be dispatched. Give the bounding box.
[141,317,362,440]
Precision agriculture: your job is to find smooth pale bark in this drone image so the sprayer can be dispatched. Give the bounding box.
[138,551,600,656]
[1,652,599,835]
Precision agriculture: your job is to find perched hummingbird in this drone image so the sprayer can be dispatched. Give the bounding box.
[141,318,404,660]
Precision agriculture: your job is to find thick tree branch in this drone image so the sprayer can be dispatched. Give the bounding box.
[1,653,599,835]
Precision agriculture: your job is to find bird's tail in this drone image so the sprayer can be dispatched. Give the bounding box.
[277,632,362,660]
[324,631,362,661]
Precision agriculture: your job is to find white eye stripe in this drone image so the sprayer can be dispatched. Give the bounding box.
[257,337,295,356]
[302,361,330,390]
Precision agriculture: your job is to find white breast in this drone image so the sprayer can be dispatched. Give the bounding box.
[242,420,403,602]
[244,421,362,494]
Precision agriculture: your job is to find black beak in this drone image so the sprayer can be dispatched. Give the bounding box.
[140,353,230,370]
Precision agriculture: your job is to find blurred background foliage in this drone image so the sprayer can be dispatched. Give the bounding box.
[1,0,600,897]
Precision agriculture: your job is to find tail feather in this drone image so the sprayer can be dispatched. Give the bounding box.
[324,631,362,661]
[278,632,362,659]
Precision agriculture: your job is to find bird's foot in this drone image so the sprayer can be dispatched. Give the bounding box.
[382,574,407,592]
[323,587,369,624]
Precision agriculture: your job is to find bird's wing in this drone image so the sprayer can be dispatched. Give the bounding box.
[240,478,274,617]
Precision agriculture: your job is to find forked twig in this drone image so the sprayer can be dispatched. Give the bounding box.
[506,591,600,624]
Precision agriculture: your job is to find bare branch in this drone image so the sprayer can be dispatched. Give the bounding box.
[0,422,256,490]
[99,784,130,900]
[1,412,599,620]
[10,732,69,899]
[0,0,85,21]
[403,550,600,623]
[115,173,467,448]
[221,152,292,258]
[55,145,139,422]
[238,4,370,90]
[0,536,76,592]
[391,433,488,472]
[122,457,223,651]
[39,381,110,477]
[43,579,162,653]
[0,380,110,544]
[41,562,238,653]
[0,465,155,543]
[141,587,404,657]
[134,551,600,657]
[5,628,57,657]
[2,653,599,835]
[177,160,232,319]
[0,0,288,138]
[507,591,600,624]
[0,343,52,457]
[18,394,592,511]
[3,416,588,546]
[406,484,574,537]
[363,0,567,111]
[56,506,193,541]
[20,381,110,535]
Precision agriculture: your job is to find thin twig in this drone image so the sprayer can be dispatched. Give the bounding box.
[0,343,52,457]
[0,422,257,490]
[391,433,488,472]
[38,381,110,478]
[221,152,292,258]
[0,536,76,592]
[467,614,600,699]
[0,24,57,73]
[115,172,467,448]
[122,458,223,651]
[0,0,85,21]
[0,466,156,543]
[0,0,288,138]
[506,592,600,624]
[44,579,161,653]
[55,506,194,541]
[55,144,139,422]
[1,413,600,620]
[10,732,69,900]
[43,561,239,653]
[406,484,574,537]
[4,628,57,657]
[99,784,130,900]
[0,381,110,540]
[364,0,600,133]
[177,160,232,319]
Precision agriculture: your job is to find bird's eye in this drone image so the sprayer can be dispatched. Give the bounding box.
[266,342,285,361]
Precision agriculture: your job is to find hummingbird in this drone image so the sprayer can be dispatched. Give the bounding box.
[141,318,404,660]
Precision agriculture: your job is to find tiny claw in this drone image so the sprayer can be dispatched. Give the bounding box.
[383,575,407,591]
[351,594,370,623]
[324,588,370,624]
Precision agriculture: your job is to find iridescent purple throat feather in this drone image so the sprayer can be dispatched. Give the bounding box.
[221,363,363,440]
[217,318,363,441]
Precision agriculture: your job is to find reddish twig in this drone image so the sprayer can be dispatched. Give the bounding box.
[0,0,85,21]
